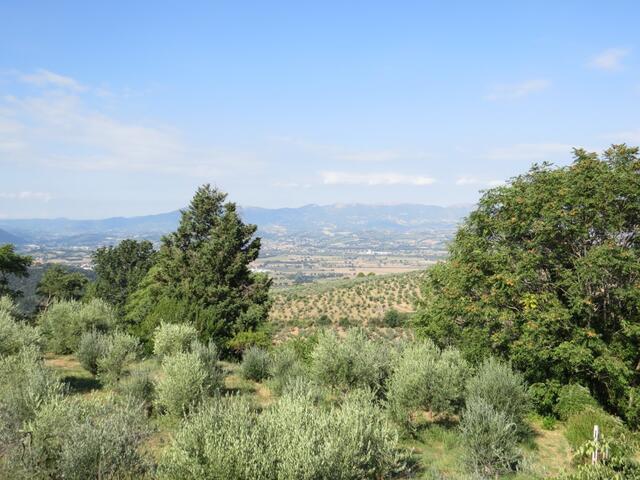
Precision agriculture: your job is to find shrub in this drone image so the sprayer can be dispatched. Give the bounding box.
[116,367,155,410]
[554,384,598,420]
[158,389,404,479]
[155,351,215,417]
[0,347,64,447]
[311,328,394,394]
[190,339,223,391]
[386,340,469,429]
[0,309,41,356]
[227,329,272,356]
[460,398,521,478]
[542,415,557,430]
[75,329,109,374]
[0,295,18,316]
[564,406,630,450]
[152,321,198,358]
[10,395,150,479]
[97,332,140,385]
[383,308,406,328]
[241,346,271,381]
[38,299,119,354]
[466,357,531,437]
[269,346,307,396]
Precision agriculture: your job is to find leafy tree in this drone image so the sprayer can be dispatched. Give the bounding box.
[90,239,156,314]
[415,145,640,423]
[0,244,32,298]
[126,185,271,350]
[36,264,88,309]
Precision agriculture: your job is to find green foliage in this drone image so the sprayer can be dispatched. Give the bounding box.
[36,264,88,309]
[75,329,109,374]
[0,303,40,356]
[542,415,557,430]
[268,345,308,396]
[556,463,640,480]
[383,308,407,327]
[0,244,32,298]
[311,328,394,394]
[153,321,199,358]
[414,145,640,422]
[465,357,531,437]
[227,328,272,355]
[10,395,150,480]
[116,366,155,410]
[155,348,221,417]
[554,384,598,420]
[0,347,64,448]
[96,331,141,385]
[564,407,630,450]
[126,185,272,351]
[158,389,404,479]
[460,397,521,478]
[241,346,271,381]
[90,239,156,314]
[38,298,120,354]
[386,339,469,429]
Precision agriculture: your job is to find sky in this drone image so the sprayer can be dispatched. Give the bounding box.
[1,1,640,219]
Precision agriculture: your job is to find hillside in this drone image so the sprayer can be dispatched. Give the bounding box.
[269,270,425,327]
[0,228,24,245]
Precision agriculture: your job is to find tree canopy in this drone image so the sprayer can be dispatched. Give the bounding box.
[90,239,156,314]
[0,244,32,298]
[415,145,640,424]
[36,264,88,309]
[126,185,271,350]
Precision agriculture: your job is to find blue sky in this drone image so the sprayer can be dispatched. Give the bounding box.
[1,1,639,218]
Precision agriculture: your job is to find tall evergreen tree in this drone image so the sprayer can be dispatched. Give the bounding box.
[37,264,88,309]
[126,185,271,349]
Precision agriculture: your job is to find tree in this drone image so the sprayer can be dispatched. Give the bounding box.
[0,244,32,298]
[36,264,88,309]
[126,185,271,351]
[414,145,640,423]
[90,239,156,314]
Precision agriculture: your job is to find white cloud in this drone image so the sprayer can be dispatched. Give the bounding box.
[484,143,573,161]
[321,171,435,186]
[588,48,630,71]
[485,79,551,101]
[0,191,52,202]
[0,70,262,177]
[20,69,87,91]
[455,176,505,187]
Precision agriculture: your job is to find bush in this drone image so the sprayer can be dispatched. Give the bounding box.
[10,395,150,479]
[190,339,223,391]
[0,309,41,357]
[564,406,630,450]
[0,347,64,446]
[38,299,119,354]
[386,340,469,429]
[116,367,155,410]
[460,398,521,478]
[75,329,109,374]
[311,328,394,394]
[241,346,271,381]
[97,332,140,385]
[152,321,198,358]
[155,350,219,417]
[383,308,407,328]
[269,346,308,396]
[158,389,405,479]
[227,329,272,356]
[466,358,531,437]
[0,295,18,316]
[554,384,598,420]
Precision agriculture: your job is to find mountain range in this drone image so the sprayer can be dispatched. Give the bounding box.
[0,203,472,243]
